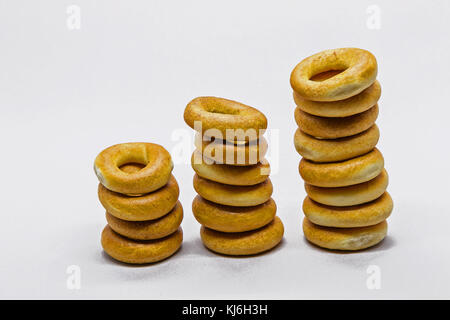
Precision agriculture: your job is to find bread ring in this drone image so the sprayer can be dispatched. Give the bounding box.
[105,201,183,240]
[193,195,276,233]
[184,96,267,143]
[101,226,182,264]
[194,133,268,166]
[294,125,379,163]
[303,192,393,228]
[94,142,173,195]
[293,80,381,117]
[299,148,384,187]
[98,174,179,221]
[290,48,378,101]
[200,216,284,256]
[294,104,379,139]
[191,151,270,186]
[193,174,273,207]
[305,169,389,206]
[303,218,387,251]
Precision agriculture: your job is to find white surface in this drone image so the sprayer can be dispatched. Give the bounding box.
[0,0,449,299]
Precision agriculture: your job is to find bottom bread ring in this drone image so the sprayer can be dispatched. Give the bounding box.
[200,216,284,256]
[303,218,387,251]
[305,169,389,206]
[101,225,183,264]
[302,192,392,228]
[192,195,276,232]
[105,201,183,240]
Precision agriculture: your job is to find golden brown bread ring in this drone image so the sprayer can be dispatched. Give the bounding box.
[200,216,284,256]
[290,48,378,101]
[101,226,183,264]
[303,218,387,251]
[305,169,389,206]
[294,104,379,139]
[98,174,179,221]
[294,125,379,163]
[303,192,393,228]
[94,142,173,195]
[191,151,270,186]
[184,96,267,143]
[299,148,384,187]
[194,133,268,166]
[105,201,183,240]
[293,80,381,117]
[192,196,276,233]
[193,174,273,207]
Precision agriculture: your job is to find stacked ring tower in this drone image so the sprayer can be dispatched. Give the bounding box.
[94,142,183,264]
[290,48,393,251]
[184,97,284,256]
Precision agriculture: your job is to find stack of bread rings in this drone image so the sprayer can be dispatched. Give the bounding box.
[184,96,284,256]
[94,142,183,264]
[290,48,393,251]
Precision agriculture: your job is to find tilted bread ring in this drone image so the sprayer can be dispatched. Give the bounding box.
[294,125,379,163]
[299,148,384,187]
[98,173,179,221]
[303,192,393,228]
[294,104,379,139]
[192,196,276,233]
[290,48,378,101]
[184,96,267,143]
[101,226,183,264]
[200,216,284,256]
[293,80,381,117]
[191,150,270,186]
[105,201,183,240]
[94,142,173,195]
[303,218,387,251]
[305,169,389,206]
[193,174,273,207]
[194,133,268,166]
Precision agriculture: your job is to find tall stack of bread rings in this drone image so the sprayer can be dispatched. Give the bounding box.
[94,142,183,264]
[290,48,393,251]
[184,97,284,256]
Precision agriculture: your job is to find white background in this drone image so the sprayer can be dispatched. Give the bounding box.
[1,0,449,299]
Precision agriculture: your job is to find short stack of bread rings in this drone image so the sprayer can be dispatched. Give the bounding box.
[184,97,284,256]
[94,142,183,264]
[290,48,393,251]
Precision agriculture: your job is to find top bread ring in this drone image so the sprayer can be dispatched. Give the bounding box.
[290,48,378,101]
[94,142,173,195]
[184,96,267,143]
[293,80,381,117]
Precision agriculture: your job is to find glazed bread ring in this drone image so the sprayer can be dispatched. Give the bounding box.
[184,96,267,143]
[290,48,378,101]
[105,201,183,240]
[303,192,393,228]
[98,174,179,221]
[195,133,268,166]
[294,104,379,139]
[193,174,273,207]
[200,216,284,256]
[305,169,389,206]
[299,148,384,187]
[192,195,276,233]
[303,218,387,251]
[191,151,270,186]
[293,80,381,117]
[101,226,183,264]
[94,142,173,195]
[294,125,379,163]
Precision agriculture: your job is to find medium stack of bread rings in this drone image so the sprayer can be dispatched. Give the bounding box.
[290,48,393,251]
[184,96,284,256]
[94,142,183,264]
